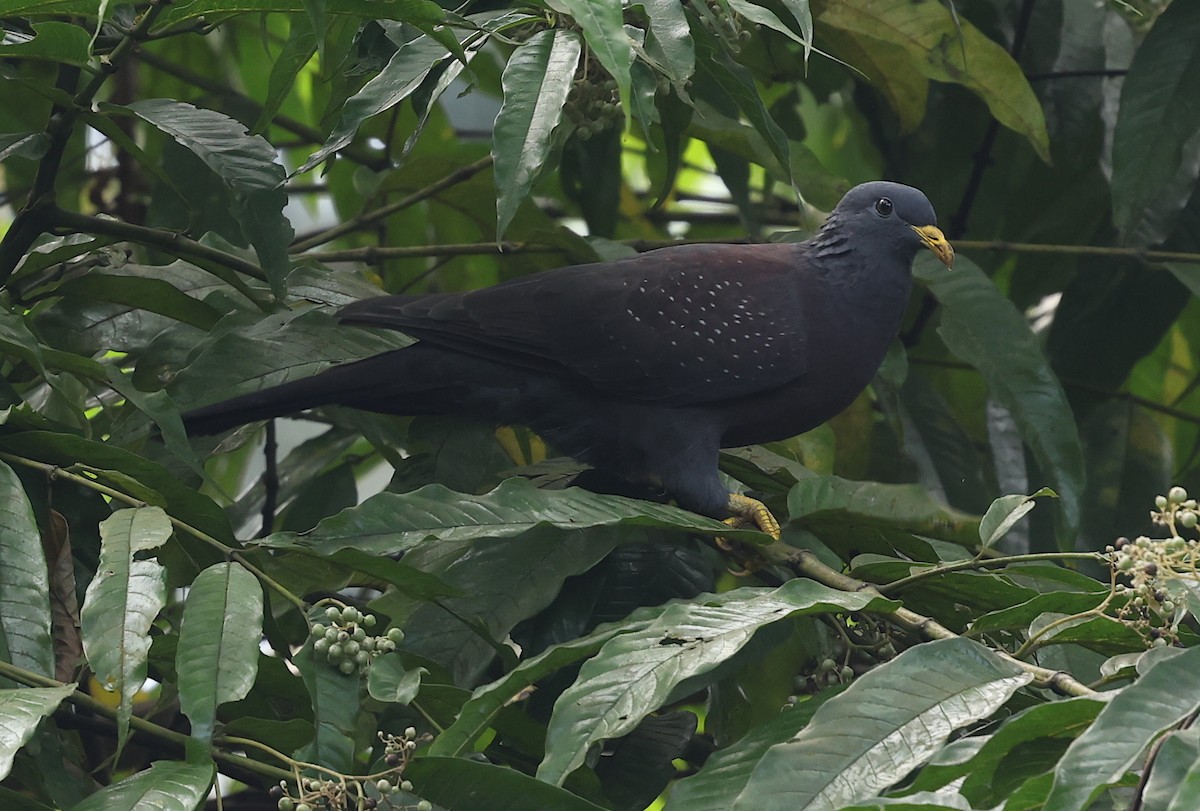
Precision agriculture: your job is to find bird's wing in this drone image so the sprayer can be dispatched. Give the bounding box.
[338,243,813,406]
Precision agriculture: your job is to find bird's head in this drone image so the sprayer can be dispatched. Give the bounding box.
[828,181,955,269]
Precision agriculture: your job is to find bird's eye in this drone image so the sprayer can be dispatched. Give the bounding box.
[875,197,893,216]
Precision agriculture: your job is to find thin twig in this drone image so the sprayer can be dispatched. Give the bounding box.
[877,551,1105,595]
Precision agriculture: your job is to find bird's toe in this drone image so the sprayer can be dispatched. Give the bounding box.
[726,493,781,540]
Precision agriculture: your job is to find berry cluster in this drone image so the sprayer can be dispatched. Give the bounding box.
[266,728,429,811]
[310,604,404,676]
[1106,486,1200,645]
[564,70,622,140]
[783,616,897,707]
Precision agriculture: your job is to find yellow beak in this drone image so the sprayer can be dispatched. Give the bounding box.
[912,224,954,268]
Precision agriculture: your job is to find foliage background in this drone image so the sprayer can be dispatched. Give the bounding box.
[2,0,1200,809]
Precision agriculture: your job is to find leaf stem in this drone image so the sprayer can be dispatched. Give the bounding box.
[0,452,307,612]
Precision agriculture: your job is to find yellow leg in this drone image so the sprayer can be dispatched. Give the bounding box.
[723,493,781,540]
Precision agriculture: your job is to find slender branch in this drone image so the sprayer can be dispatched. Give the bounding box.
[758,543,1097,697]
[289,156,495,252]
[877,552,1105,596]
[52,208,268,281]
[954,239,1200,265]
[0,659,292,784]
[0,452,307,612]
[260,420,278,539]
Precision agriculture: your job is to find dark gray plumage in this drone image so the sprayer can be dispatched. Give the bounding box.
[183,181,953,536]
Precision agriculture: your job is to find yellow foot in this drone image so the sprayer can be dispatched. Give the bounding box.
[725,493,781,540]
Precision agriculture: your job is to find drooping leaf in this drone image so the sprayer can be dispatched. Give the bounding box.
[0,461,53,679]
[79,508,171,754]
[176,563,264,742]
[68,759,215,811]
[916,254,1085,545]
[537,580,896,784]
[1110,1,1200,245]
[0,685,76,781]
[125,99,292,294]
[553,0,632,121]
[730,639,1031,810]
[1045,645,1200,810]
[493,28,582,240]
[978,488,1056,549]
[405,756,610,811]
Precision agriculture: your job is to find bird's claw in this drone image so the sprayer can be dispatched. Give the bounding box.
[726,493,781,540]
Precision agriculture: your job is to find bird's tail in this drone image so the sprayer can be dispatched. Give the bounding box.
[181,351,410,435]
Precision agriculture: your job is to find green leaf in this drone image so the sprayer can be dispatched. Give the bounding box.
[294,612,359,771]
[0,461,53,679]
[51,272,221,331]
[429,611,661,757]
[260,477,762,556]
[537,580,897,784]
[1110,1,1200,245]
[639,0,694,86]
[731,639,1031,810]
[553,0,632,120]
[366,656,424,704]
[176,563,264,743]
[817,0,1049,162]
[493,29,582,240]
[0,431,234,545]
[253,14,317,133]
[124,99,292,294]
[298,32,451,174]
[1044,645,1200,810]
[170,309,411,412]
[79,508,170,754]
[0,21,91,66]
[69,760,215,811]
[916,253,1085,544]
[155,0,448,26]
[664,688,842,811]
[978,488,1056,549]
[405,756,610,811]
[0,686,76,781]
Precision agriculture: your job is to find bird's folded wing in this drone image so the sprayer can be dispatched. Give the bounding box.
[338,244,811,407]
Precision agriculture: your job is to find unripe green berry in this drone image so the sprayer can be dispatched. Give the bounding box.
[387,628,405,644]
[325,606,341,620]
[278,798,294,811]
[352,627,367,643]
[417,801,433,811]
[337,630,350,643]
[295,804,311,811]
[400,780,413,792]
[363,614,377,628]
[344,640,360,657]
[362,638,376,652]
[1156,495,1169,510]
[310,623,326,638]
[404,726,417,739]
[376,779,391,793]
[313,639,329,655]
[1170,486,1188,504]
[355,650,369,665]
[327,644,343,661]
[820,658,836,672]
[339,659,356,675]
[1181,511,1198,529]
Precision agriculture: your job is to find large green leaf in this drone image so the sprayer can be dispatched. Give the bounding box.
[1110,1,1200,245]
[260,477,761,555]
[0,461,53,679]
[68,760,215,811]
[639,0,694,86]
[79,508,170,754]
[1044,645,1200,810]
[176,563,264,743]
[125,99,292,293]
[493,29,582,240]
[0,21,90,66]
[0,686,76,781]
[730,638,1030,810]
[293,607,360,772]
[916,254,1085,544]
[817,0,1049,162]
[537,580,896,784]
[170,309,411,411]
